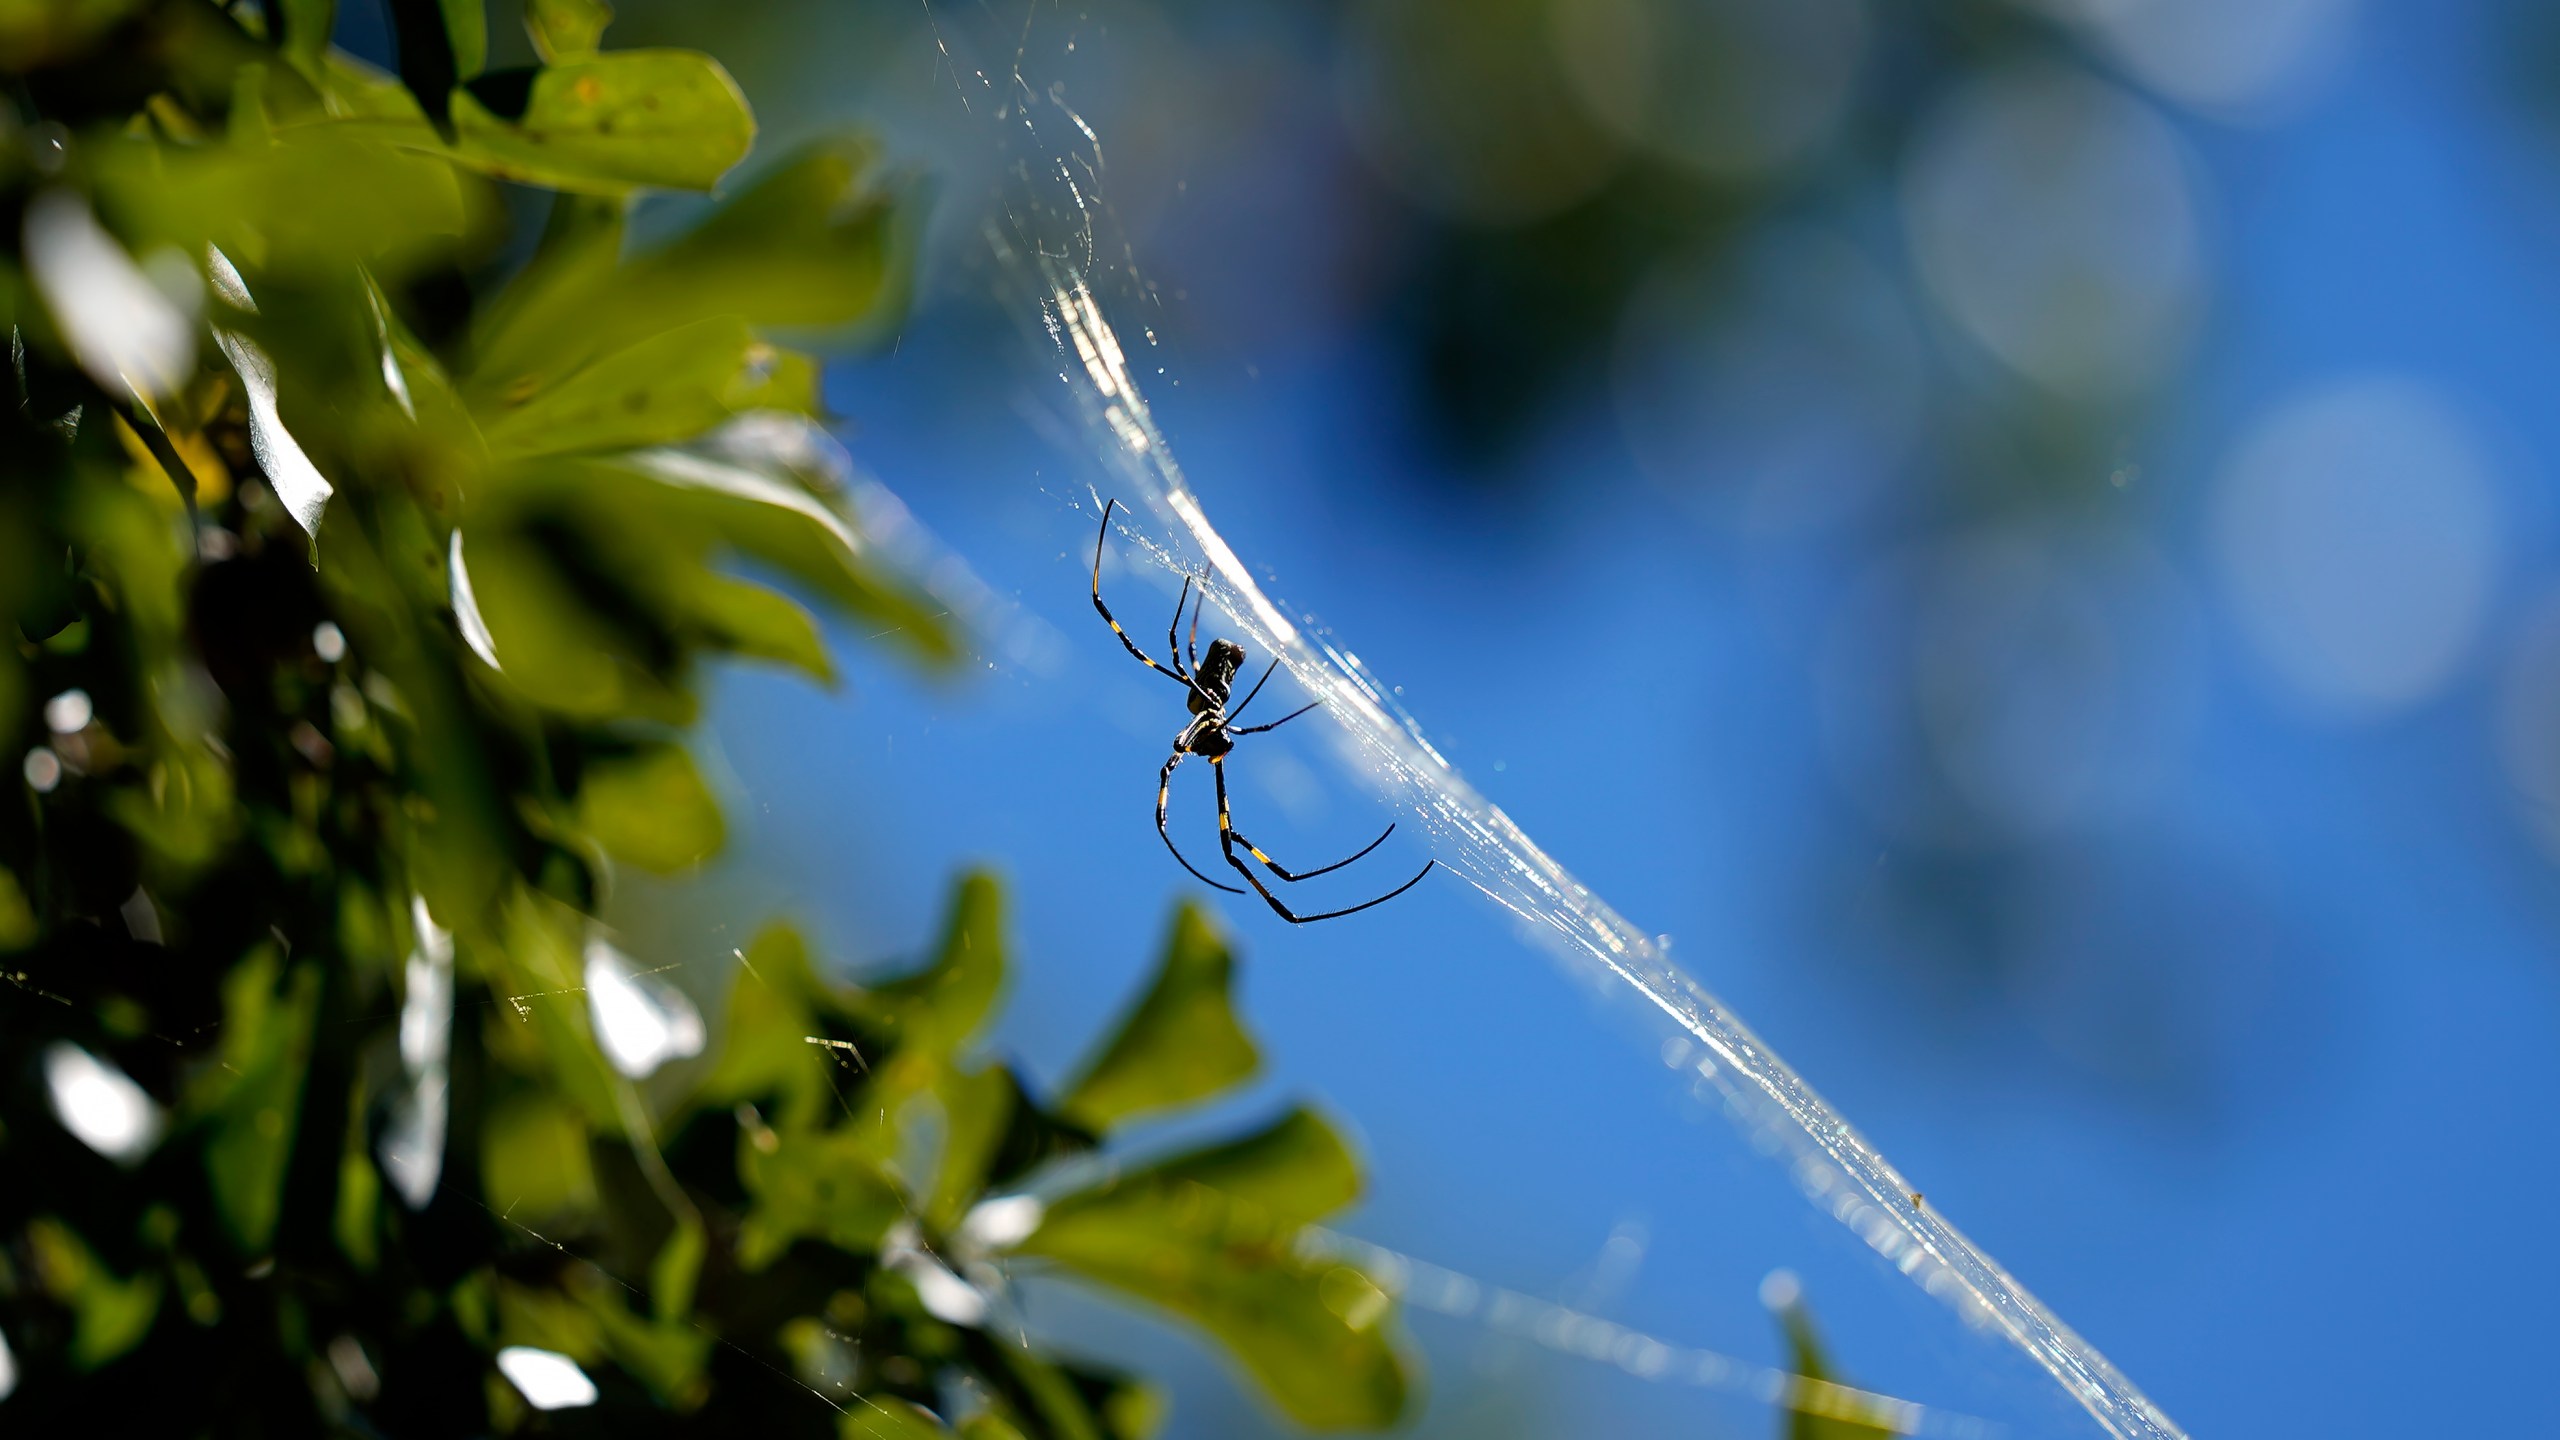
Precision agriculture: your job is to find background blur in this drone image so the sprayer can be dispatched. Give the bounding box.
[365,0,2560,1434]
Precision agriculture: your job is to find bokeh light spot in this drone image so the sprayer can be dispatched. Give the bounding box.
[2211,378,2501,717]
[1902,65,2202,397]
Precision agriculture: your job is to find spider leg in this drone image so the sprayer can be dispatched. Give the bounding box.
[1226,657,1280,723]
[1228,820,1398,883]
[1092,499,1207,695]
[1231,699,1321,736]
[1167,572,1196,678]
[1213,759,1433,923]
[1159,752,1243,893]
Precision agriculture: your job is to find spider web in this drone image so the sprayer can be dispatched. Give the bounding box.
[886,9,2189,1438]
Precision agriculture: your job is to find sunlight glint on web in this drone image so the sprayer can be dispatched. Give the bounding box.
[987,89,2189,1440]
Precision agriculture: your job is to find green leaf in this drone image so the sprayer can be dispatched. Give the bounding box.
[680,568,834,680]
[608,448,958,667]
[92,128,487,283]
[737,1125,905,1269]
[442,0,488,78]
[1019,1109,1403,1429]
[698,924,839,1128]
[924,1064,1015,1231]
[479,1092,599,1223]
[1061,901,1259,1131]
[278,0,335,76]
[27,1219,164,1369]
[191,948,324,1251]
[621,137,904,342]
[979,1346,1162,1440]
[467,138,903,390]
[650,1215,705,1321]
[859,871,1006,1064]
[449,519,697,724]
[577,741,725,872]
[524,0,612,62]
[1777,1296,1899,1440]
[449,50,754,195]
[474,316,787,461]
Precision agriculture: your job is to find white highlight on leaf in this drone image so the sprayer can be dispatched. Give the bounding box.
[0,1324,16,1402]
[44,1041,164,1164]
[205,244,255,312]
[362,283,415,419]
[448,529,502,670]
[584,937,705,1079]
[212,327,333,542]
[494,1346,599,1410]
[43,688,91,734]
[698,410,854,492]
[23,190,196,402]
[381,896,453,1210]
[882,1220,989,1325]
[119,886,163,945]
[325,1335,380,1402]
[625,447,859,556]
[958,1193,1045,1251]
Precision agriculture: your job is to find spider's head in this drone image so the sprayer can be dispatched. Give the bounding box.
[1199,638,1246,698]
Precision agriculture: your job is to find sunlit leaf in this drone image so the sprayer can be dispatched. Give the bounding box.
[1019,1108,1403,1429]
[449,51,754,195]
[858,871,1005,1064]
[698,923,840,1128]
[1778,1295,1900,1440]
[924,1063,1015,1231]
[737,1124,905,1269]
[621,137,904,343]
[577,741,724,872]
[1061,901,1259,1131]
[95,129,485,282]
[466,139,901,393]
[525,0,612,62]
[474,316,791,461]
[440,0,487,77]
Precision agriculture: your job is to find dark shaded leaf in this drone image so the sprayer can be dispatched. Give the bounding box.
[190,946,323,1251]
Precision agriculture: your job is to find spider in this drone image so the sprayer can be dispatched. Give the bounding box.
[1090,499,1435,923]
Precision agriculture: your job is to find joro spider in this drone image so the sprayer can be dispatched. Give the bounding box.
[1090,499,1435,923]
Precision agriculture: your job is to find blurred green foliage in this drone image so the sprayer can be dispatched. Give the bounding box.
[0,0,1410,1432]
[1774,1288,1897,1440]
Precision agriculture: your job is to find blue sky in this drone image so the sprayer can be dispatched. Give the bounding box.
[631,0,2560,1434]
